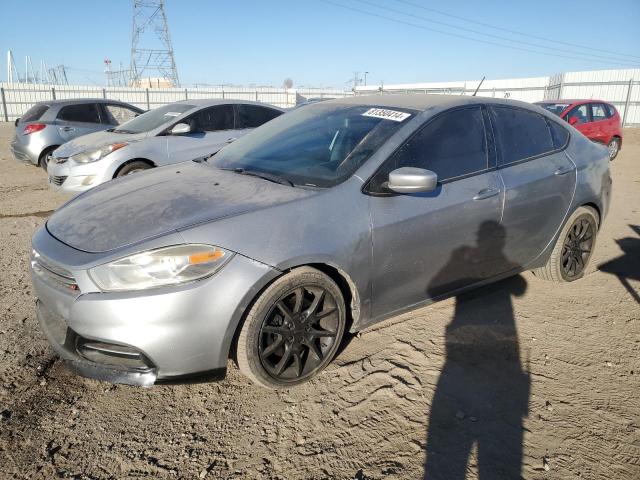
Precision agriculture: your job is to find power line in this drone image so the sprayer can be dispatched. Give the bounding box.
[321,0,640,68]
[354,0,640,66]
[393,0,640,62]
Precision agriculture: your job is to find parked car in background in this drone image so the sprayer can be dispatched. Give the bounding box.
[31,95,611,389]
[47,99,284,194]
[10,99,144,169]
[535,100,622,159]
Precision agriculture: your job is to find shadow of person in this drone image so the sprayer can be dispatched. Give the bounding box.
[598,225,640,304]
[424,221,530,479]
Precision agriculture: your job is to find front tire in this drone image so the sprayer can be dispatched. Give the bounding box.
[115,160,151,177]
[236,267,346,389]
[532,206,598,282]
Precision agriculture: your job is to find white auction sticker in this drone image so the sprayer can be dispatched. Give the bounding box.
[362,108,411,122]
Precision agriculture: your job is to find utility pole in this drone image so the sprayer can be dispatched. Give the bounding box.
[364,71,369,86]
[129,0,180,87]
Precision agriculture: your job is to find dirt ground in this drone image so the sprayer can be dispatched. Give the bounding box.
[0,123,638,480]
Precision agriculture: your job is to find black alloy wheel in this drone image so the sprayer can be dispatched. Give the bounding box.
[236,266,346,388]
[259,286,339,382]
[561,215,595,280]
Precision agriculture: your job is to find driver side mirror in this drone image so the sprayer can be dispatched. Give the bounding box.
[568,117,579,126]
[14,118,20,127]
[170,123,192,135]
[388,167,438,194]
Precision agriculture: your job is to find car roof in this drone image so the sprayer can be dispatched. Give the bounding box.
[34,98,136,107]
[536,99,609,105]
[171,98,285,110]
[321,93,540,112]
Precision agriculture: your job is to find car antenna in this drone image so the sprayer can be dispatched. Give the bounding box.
[472,76,486,96]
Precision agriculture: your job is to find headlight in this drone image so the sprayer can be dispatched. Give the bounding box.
[70,142,128,163]
[89,244,233,292]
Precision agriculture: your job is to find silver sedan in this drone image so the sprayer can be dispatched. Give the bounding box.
[31,95,611,389]
[46,99,284,194]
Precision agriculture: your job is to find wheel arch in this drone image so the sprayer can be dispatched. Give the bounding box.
[228,261,362,363]
[38,144,60,165]
[581,202,601,229]
[113,158,155,178]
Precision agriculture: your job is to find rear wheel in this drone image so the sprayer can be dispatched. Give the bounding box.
[607,137,620,160]
[38,146,58,172]
[115,160,151,177]
[236,267,346,389]
[532,206,598,282]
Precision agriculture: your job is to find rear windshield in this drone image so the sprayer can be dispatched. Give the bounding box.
[113,103,195,134]
[210,104,415,188]
[21,104,49,123]
[536,103,570,116]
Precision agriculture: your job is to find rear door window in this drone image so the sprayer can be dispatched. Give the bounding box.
[236,105,283,129]
[21,104,49,122]
[565,104,590,125]
[103,104,140,125]
[369,106,488,191]
[57,103,101,123]
[591,103,608,122]
[191,105,235,131]
[489,106,554,166]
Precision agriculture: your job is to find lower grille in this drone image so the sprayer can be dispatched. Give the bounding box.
[49,175,67,186]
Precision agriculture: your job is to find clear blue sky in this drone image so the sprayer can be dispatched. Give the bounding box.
[1,0,639,88]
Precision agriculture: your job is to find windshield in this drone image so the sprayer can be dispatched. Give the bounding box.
[537,102,570,116]
[113,103,195,133]
[210,104,415,187]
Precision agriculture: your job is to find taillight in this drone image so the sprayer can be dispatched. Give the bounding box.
[23,123,46,135]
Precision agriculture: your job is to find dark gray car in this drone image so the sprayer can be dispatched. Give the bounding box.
[30,95,611,389]
[10,99,144,168]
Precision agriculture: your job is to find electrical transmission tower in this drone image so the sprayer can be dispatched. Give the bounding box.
[129,0,179,87]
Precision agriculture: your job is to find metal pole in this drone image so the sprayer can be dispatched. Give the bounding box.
[0,87,8,122]
[184,88,188,100]
[102,88,106,99]
[145,88,150,110]
[622,79,633,128]
[51,87,56,100]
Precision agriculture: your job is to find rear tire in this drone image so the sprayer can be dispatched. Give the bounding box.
[38,146,58,172]
[115,160,151,177]
[532,206,598,282]
[607,137,620,160]
[236,267,346,389]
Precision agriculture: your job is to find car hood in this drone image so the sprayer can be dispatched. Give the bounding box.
[46,162,315,253]
[54,129,148,157]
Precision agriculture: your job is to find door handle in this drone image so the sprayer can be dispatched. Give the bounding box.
[61,126,75,132]
[226,137,237,143]
[554,166,573,176]
[473,187,500,201]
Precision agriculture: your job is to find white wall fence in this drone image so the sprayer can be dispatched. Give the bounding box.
[3,69,640,126]
[356,69,640,127]
[0,83,351,122]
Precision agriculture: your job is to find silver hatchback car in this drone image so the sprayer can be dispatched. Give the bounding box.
[31,95,611,389]
[47,100,284,194]
[10,99,143,168]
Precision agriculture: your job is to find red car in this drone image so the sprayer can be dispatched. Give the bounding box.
[535,100,622,159]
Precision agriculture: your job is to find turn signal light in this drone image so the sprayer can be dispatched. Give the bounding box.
[23,123,46,135]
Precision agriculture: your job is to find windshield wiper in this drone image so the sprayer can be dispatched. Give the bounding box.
[219,167,294,187]
[111,128,136,134]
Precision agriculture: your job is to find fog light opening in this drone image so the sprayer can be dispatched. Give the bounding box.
[81,175,96,186]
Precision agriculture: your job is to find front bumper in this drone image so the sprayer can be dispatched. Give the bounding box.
[47,158,113,194]
[31,236,280,386]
